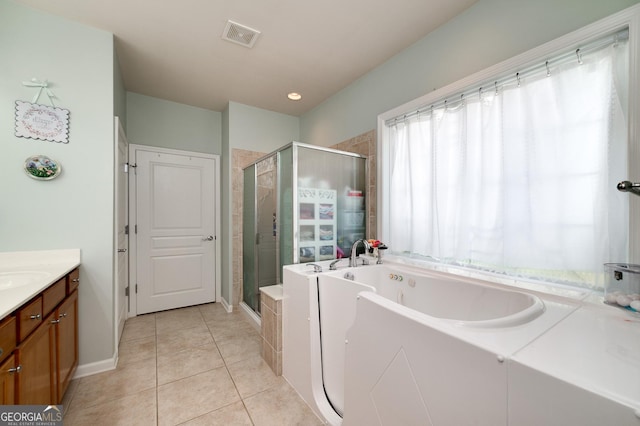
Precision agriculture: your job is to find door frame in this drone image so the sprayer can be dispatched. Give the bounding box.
[114,117,129,349]
[128,144,221,317]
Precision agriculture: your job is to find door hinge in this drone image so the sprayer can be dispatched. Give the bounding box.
[135,284,138,294]
[124,225,129,235]
[125,286,129,296]
[135,224,138,234]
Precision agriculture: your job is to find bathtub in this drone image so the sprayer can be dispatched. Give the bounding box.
[284,261,640,425]
[318,264,550,424]
[282,261,573,425]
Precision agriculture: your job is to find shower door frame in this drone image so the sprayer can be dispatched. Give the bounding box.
[245,152,281,315]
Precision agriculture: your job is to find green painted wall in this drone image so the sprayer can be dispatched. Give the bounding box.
[300,0,640,146]
[0,0,116,367]
[126,92,222,154]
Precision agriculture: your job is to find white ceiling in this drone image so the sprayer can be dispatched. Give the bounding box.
[15,0,476,116]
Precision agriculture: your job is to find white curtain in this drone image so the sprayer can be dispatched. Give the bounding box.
[388,40,629,288]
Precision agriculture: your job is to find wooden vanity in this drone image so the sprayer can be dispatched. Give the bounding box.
[0,250,80,405]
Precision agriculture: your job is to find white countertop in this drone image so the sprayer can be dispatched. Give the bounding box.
[511,301,640,409]
[259,284,283,300]
[0,249,81,318]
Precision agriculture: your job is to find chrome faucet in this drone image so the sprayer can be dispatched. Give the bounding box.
[307,263,322,273]
[349,239,371,267]
[329,258,344,270]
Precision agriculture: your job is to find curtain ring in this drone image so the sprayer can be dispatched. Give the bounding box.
[478,87,483,99]
[545,61,551,77]
[494,81,498,95]
[516,72,521,87]
[576,48,583,65]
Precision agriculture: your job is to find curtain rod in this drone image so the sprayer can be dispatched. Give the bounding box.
[386,28,629,126]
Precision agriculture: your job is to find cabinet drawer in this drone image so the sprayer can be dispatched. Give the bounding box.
[43,278,66,316]
[17,297,43,342]
[67,268,80,294]
[0,316,16,365]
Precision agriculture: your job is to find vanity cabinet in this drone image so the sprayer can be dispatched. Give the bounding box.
[0,354,16,404]
[55,289,78,399]
[2,267,79,405]
[15,311,56,404]
[0,316,17,404]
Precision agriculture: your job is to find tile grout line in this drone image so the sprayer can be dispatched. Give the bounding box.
[204,306,257,426]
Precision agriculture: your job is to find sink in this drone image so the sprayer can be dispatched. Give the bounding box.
[0,271,52,290]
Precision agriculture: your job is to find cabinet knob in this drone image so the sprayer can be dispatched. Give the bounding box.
[50,319,60,324]
[8,365,22,374]
[59,313,67,318]
[72,278,80,283]
[29,314,41,320]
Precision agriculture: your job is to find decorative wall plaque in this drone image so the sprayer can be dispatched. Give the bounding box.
[15,101,70,143]
[24,155,62,180]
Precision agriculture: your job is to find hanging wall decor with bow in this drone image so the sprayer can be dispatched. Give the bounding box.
[15,78,70,144]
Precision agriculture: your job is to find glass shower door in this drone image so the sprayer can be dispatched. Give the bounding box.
[255,155,279,313]
[242,165,257,311]
[243,155,279,314]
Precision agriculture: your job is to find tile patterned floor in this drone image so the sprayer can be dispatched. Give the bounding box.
[62,303,323,426]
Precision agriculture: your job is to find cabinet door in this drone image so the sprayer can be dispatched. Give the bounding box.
[16,312,56,404]
[56,290,78,402]
[0,354,16,404]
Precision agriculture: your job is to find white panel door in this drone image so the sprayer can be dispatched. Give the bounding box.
[135,149,216,314]
[115,117,129,345]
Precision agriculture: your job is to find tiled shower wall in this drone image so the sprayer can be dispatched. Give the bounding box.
[233,129,377,308]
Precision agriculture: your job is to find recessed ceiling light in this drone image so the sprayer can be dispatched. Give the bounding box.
[287,92,302,101]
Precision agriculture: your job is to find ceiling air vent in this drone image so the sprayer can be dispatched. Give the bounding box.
[222,20,261,48]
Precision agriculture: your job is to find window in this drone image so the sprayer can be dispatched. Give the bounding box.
[380,28,630,290]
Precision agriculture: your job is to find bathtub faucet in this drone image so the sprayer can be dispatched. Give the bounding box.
[307,263,323,273]
[349,239,371,267]
[329,259,344,270]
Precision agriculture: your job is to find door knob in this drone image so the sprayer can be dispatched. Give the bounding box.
[118,248,127,253]
[203,235,214,241]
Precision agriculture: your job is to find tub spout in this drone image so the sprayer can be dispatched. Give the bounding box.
[349,239,371,267]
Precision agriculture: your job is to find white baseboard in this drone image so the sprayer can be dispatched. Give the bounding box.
[73,354,118,379]
[220,297,232,313]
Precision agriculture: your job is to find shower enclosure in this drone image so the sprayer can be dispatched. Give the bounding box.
[242,142,367,315]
